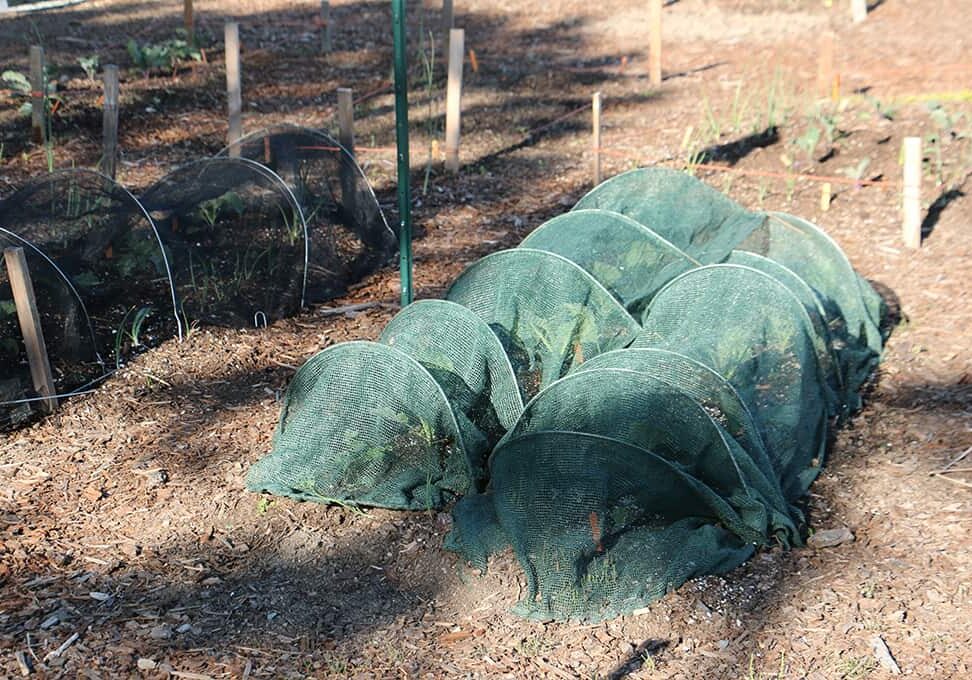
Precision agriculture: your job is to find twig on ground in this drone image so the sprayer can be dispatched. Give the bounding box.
[44,631,79,661]
[932,473,972,489]
[933,445,972,474]
[316,301,396,316]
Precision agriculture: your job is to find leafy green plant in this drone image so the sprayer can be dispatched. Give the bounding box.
[791,103,847,161]
[864,94,897,121]
[78,55,100,81]
[923,102,970,187]
[197,191,244,228]
[114,305,154,368]
[2,66,62,170]
[127,36,201,74]
[840,157,871,187]
[2,68,61,118]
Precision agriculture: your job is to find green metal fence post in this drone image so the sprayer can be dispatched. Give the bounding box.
[392,0,414,306]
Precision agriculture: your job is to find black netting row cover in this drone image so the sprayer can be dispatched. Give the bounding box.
[247,167,887,622]
[0,126,394,429]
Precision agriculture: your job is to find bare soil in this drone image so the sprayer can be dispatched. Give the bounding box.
[1,1,971,678]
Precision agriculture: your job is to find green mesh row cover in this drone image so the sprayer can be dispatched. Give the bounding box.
[378,300,524,481]
[575,348,799,529]
[445,248,640,401]
[245,341,476,509]
[739,212,884,401]
[481,431,757,622]
[245,167,887,624]
[572,167,766,263]
[519,209,699,318]
[725,250,844,415]
[499,368,798,544]
[633,264,829,499]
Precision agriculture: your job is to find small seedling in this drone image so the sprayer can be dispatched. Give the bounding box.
[78,55,100,81]
[127,36,202,74]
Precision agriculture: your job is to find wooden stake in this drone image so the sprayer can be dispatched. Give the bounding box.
[29,45,45,144]
[100,65,119,180]
[225,22,242,157]
[648,0,662,86]
[337,87,355,155]
[3,247,57,413]
[183,0,194,45]
[817,31,835,99]
[445,28,465,174]
[851,0,867,23]
[337,87,357,219]
[902,136,922,249]
[820,182,832,211]
[442,0,454,40]
[592,92,602,185]
[320,1,332,54]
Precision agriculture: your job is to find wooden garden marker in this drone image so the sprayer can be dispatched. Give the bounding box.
[817,31,835,99]
[183,0,194,45]
[337,88,357,219]
[225,22,242,157]
[445,28,465,174]
[851,0,867,23]
[902,136,922,248]
[320,1,333,54]
[648,0,662,86]
[442,0,454,42]
[101,65,119,179]
[820,182,832,212]
[3,247,58,413]
[592,92,602,185]
[29,45,45,144]
[338,87,355,155]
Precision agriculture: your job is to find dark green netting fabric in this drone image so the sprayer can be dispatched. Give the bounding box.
[633,264,829,499]
[485,431,756,621]
[740,212,884,403]
[575,348,800,530]
[245,341,475,509]
[519,209,698,318]
[500,368,798,544]
[245,168,887,623]
[445,248,640,401]
[725,250,844,415]
[378,299,524,482]
[572,167,766,263]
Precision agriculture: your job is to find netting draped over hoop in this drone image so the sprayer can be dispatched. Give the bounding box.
[245,341,476,509]
[572,167,766,263]
[632,264,830,500]
[139,158,308,327]
[445,248,640,401]
[738,211,884,406]
[519,209,699,318]
[221,126,396,303]
[378,299,524,480]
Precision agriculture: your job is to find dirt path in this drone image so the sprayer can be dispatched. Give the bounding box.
[1,0,970,678]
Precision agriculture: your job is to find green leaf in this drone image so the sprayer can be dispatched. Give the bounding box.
[73,271,101,287]
[2,70,31,95]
